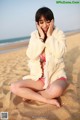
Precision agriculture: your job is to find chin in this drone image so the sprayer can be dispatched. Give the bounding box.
[44,30,47,34]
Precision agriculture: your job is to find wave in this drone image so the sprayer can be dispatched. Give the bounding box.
[0,36,30,46]
[0,29,80,54]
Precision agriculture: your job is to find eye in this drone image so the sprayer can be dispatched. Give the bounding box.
[39,21,44,24]
[46,20,50,23]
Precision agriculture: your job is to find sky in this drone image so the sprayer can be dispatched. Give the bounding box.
[0,0,80,39]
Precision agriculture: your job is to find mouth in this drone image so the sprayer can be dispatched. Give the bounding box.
[43,29,48,33]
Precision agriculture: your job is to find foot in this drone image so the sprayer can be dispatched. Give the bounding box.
[46,98,61,108]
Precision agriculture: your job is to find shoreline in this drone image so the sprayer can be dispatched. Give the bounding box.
[0,31,80,54]
[0,40,29,54]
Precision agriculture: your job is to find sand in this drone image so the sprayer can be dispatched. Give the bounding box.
[0,33,80,120]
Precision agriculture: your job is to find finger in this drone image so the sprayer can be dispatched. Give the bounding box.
[51,19,54,23]
[50,20,54,29]
[36,22,38,25]
[36,22,44,33]
[51,19,54,25]
[36,22,39,27]
[36,22,41,31]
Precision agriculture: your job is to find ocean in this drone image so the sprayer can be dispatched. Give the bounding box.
[0,29,80,54]
[0,36,30,46]
[0,36,30,54]
[1,28,80,46]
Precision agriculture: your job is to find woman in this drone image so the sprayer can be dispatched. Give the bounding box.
[10,7,69,107]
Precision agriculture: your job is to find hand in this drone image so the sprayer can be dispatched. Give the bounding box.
[36,22,45,40]
[47,19,54,37]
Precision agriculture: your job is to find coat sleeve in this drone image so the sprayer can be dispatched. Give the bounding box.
[46,30,66,61]
[26,31,45,60]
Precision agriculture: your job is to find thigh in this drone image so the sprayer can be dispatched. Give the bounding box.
[12,79,44,91]
[48,79,69,92]
[39,79,69,98]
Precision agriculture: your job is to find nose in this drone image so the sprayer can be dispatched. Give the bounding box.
[43,22,47,28]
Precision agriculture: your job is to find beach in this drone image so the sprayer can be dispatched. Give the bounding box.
[0,33,80,120]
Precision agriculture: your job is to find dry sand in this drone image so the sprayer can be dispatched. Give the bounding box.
[0,33,80,120]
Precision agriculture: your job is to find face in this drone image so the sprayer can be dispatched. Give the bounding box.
[38,16,51,33]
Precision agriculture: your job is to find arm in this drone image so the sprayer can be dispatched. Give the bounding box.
[46,29,66,60]
[26,31,45,60]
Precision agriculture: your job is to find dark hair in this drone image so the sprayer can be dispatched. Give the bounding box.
[35,7,54,22]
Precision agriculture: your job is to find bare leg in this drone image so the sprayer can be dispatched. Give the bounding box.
[38,79,69,105]
[10,80,60,107]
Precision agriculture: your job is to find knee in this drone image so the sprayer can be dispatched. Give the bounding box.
[47,92,53,99]
[46,87,63,99]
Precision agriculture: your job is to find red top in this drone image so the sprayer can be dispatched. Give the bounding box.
[39,54,46,77]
